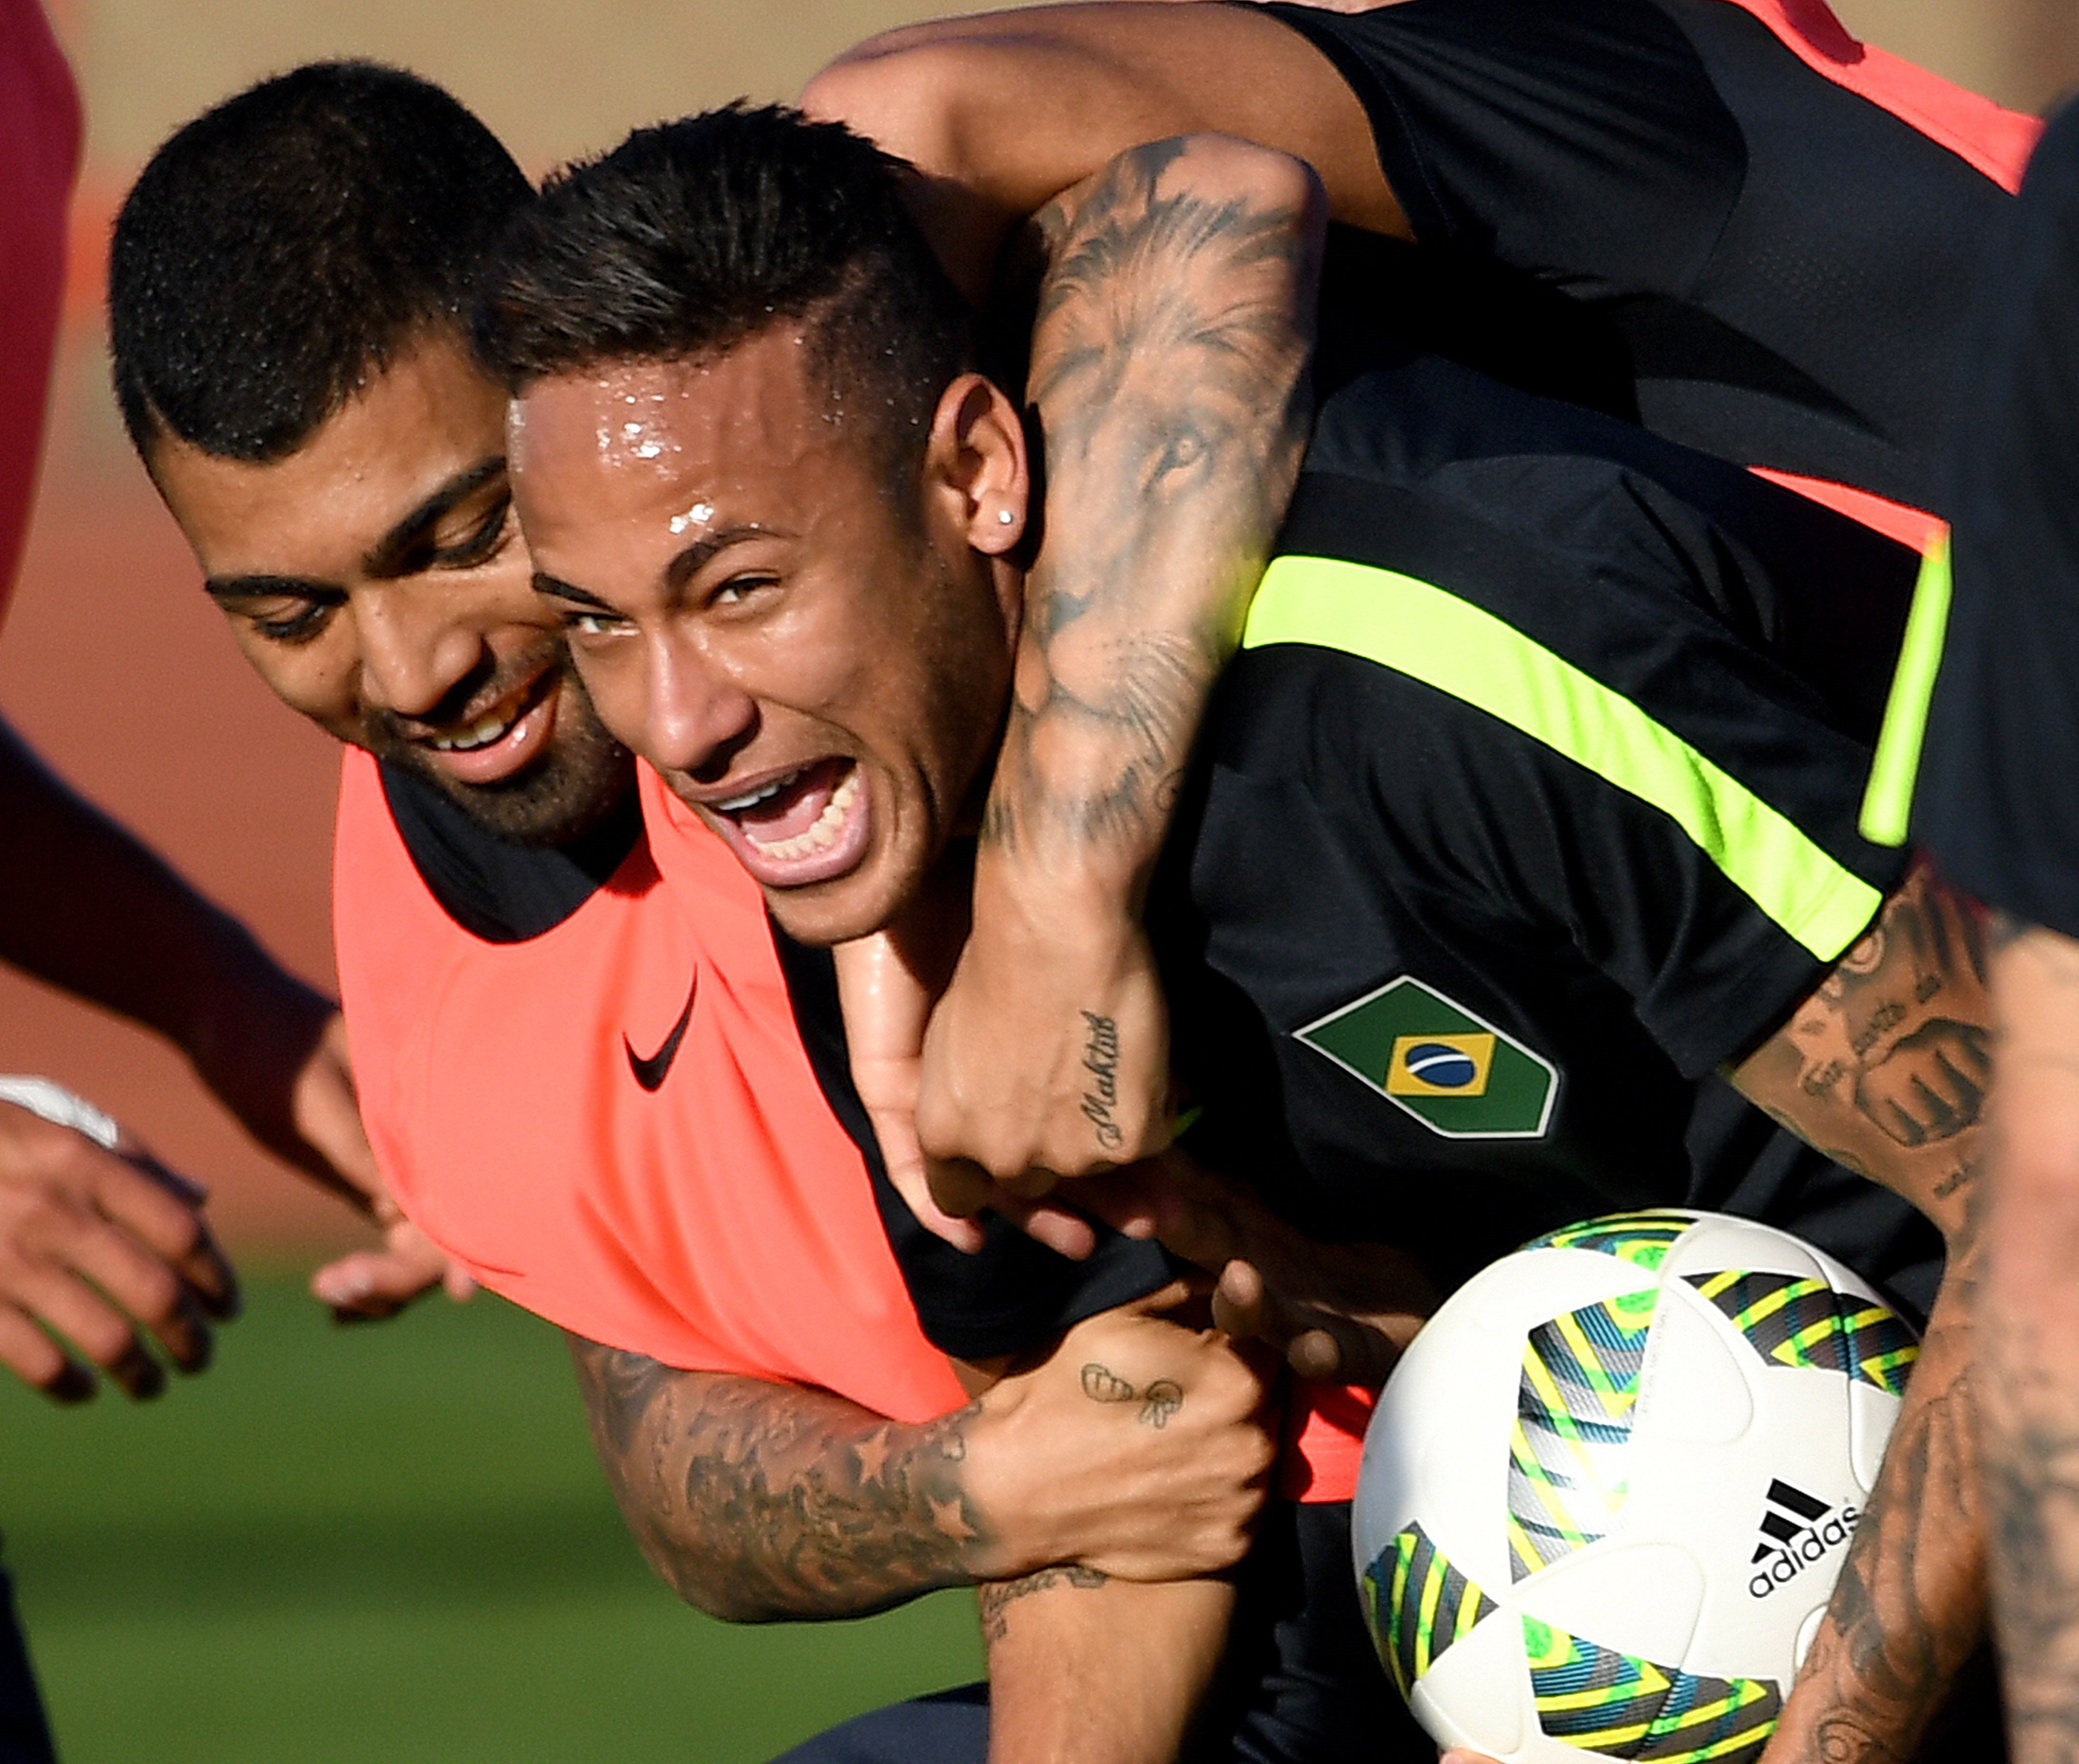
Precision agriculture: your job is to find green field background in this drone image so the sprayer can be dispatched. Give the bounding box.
[0,1270,981,1764]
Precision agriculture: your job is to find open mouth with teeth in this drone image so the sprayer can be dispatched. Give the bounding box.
[702,757,870,889]
[414,670,560,786]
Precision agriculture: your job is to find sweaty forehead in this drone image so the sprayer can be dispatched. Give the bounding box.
[508,335,863,528]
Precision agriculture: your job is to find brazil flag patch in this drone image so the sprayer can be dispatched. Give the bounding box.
[1295,976,1558,1139]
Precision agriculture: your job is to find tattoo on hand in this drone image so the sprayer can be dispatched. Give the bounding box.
[1081,1361,1185,1428]
[1080,1010,1125,1150]
[980,1564,1110,1642]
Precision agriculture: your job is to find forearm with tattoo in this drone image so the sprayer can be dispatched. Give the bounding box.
[1738,860,1991,1232]
[1729,861,1992,1760]
[1981,917,2079,1764]
[1985,1313,2079,1764]
[982,134,1320,876]
[1770,1215,1985,1763]
[568,1335,991,1623]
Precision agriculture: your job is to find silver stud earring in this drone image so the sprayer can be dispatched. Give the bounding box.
[997,508,1016,525]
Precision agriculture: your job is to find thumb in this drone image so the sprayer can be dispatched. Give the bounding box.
[309,1222,462,1320]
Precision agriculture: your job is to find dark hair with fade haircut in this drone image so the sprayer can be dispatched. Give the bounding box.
[109,59,531,463]
[474,103,973,490]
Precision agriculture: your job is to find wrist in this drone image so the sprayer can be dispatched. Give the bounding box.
[970,841,1146,949]
[961,1379,1059,1581]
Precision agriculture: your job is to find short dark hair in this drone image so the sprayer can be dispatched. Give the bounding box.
[109,59,530,462]
[474,104,972,485]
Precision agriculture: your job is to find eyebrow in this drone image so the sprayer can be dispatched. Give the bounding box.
[204,571,341,605]
[663,525,777,593]
[203,456,509,604]
[530,527,781,612]
[363,455,508,577]
[533,572,615,609]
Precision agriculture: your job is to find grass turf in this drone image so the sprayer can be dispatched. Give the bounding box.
[0,1267,981,1762]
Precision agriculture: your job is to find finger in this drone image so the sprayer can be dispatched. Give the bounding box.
[1120,1278,1199,1318]
[1212,1260,1340,1377]
[889,1157,988,1253]
[997,1161,1072,1201]
[87,1158,238,1318]
[58,1223,214,1373]
[443,1263,480,1303]
[925,1154,999,1222]
[309,1250,419,1321]
[112,1145,206,1208]
[1210,1258,1268,1341]
[0,1305,94,1402]
[991,1193,1097,1259]
[1313,1317,1407,1386]
[7,1266,169,1398]
[1073,1166,1167,1240]
[1286,1327,1349,1382]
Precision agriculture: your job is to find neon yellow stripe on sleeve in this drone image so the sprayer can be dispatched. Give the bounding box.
[1242,555,1883,960]
[1858,533,1953,848]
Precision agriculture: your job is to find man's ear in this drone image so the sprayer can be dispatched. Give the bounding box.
[923,372,1030,555]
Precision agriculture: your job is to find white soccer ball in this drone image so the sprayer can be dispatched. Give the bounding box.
[1351,1208,1916,1764]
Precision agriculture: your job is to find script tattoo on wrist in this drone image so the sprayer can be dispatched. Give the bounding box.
[979,1563,1110,1642]
[1080,1009,1125,1150]
[980,134,1315,868]
[569,1336,995,1621]
[1081,1361,1184,1428]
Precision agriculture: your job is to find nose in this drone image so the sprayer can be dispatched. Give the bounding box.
[353,585,486,720]
[640,625,757,778]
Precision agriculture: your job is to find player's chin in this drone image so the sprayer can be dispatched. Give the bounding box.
[760,865,909,948]
[759,833,934,948]
[395,742,633,847]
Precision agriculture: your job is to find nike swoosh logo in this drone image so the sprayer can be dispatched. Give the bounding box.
[624,971,698,1092]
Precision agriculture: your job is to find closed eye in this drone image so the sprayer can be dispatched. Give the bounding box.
[248,601,335,643]
[434,494,515,569]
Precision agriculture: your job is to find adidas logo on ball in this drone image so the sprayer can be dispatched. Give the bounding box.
[1747,1478,1859,1600]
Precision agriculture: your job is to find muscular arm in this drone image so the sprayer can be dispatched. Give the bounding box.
[1979,920,2079,1764]
[801,2,1396,304]
[569,1336,990,1622]
[1729,859,1990,1761]
[891,133,1327,1208]
[566,1294,1270,1624]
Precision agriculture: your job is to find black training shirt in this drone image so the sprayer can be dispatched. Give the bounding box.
[1916,103,2079,935]
[1256,0,2016,514]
